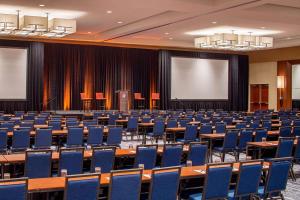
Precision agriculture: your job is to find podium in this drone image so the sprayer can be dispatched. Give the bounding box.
[116,90,130,112]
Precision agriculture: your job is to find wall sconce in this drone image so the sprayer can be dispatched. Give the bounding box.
[277,76,285,108]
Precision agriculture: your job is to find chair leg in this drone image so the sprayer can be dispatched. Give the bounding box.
[221,152,225,162]
[289,168,296,181]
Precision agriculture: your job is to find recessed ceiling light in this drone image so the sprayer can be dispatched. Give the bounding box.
[261,27,265,29]
[287,37,292,40]
[117,21,123,24]
[39,4,45,7]
[164,32,170,35]
[169,37,173,40]
[87,32,91,34]
[106,10,112,14]
[212,21,217,24]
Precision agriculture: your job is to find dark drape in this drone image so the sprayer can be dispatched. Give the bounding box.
[0,40,44,113]
[43,43,158,110]
[158,50,249,111]
[292,100,300,110]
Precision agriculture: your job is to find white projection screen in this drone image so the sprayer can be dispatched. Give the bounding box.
[292,64,300,99]
[0,47,27,100]
[171,57,229,100]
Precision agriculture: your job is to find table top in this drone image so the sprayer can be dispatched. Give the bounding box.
[247,140,298,148]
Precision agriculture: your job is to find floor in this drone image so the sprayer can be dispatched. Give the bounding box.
[120,137,300,200]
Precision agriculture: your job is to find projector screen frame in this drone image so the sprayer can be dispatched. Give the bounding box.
[170,55,230,102]
[0,46,29,101]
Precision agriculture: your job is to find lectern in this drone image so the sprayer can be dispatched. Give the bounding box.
[116,90,130,112]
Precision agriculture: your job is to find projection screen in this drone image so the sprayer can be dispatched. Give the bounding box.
[0,47,27,100]
[171,57,228,100]
[292,64,300,99]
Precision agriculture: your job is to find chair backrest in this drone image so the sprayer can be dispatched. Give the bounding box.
[96,92,104,99]
[294,137,300,161]
[279,126,292,137]
[161,144,183,167]
[35,117,47,125]
[294,126,300,137]
[0,122,14,132]
[183,125,198,141]
[202,163,233,199]
[91,146,116,173]
[127,117,138,130]
[187,142,208,166]
[141,116,152,123]
[0,128,7,152]
[281,119,291,127]
[67,127,84,147]
[19,121,34,129]
[65,173,101,200]
[276,137,294,158]
[250,121,260,129]
[262,121,272,131]
[109,169,142,200]
[48,120,61,130]
[236,123,247,129]
[178,119,190,128]
[87,126,103,146]
[12,129,31,151]
[80,93,86,100]
[263,158,292,194]
[254,128,268,142]
[234,160,263,197]
[294,120,300,127]
[166,119,177,128]
[35,128,52,149]
[223,117,233,125]
[83,120,98,127]
[151,93,160,100]
[199,124,212,134]
[223,129,239,150]
[152,121,165,137]
[149,167,181,200]
[66,120,79,127]
[215,123,226,134]
[134,93,142,99]
[238,129,253,149]
[107,127,122,146]
[59,148,84,176]
[134,145,157,169]
[108,114,119,125]
[25,150,52,178]
[0,178,28,200]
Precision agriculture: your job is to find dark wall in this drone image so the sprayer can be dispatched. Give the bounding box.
[0,40,44,113]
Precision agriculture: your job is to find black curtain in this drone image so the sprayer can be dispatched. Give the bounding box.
[158,50,249,111]
[0,40,44,113]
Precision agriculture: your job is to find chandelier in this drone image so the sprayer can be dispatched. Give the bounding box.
[0,11,76,38]
[194,32,273,51]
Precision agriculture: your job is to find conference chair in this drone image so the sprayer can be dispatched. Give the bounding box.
[250,121,260,129]
[108,169,142,200]
[147,121,165,143]
[66,127,84,147]
[83,120,98,127]
[11,128,31,152]
[34,117,47,125]
[19,121,34,130]
[0,122,15,132]
[134,145,157,169]
[254,128,268,142]
[134,93,145,109]
[236,122,247,129]
[189,162,233,200]
[262,121,272,131]
[228,160,263,200]
[58,148,84,176]
[187,142,208,166]
[0,128,7,153]
[199,124,212,134]
[141,116,152,123]
[161,143,183,167]
[0,178,28,200]
[108,114,119,125]
[279,126,292,137]
[236,129,253,160]
[48,120,61,131]
[66,120,79,127]
[258,158,292,199]
[223,117,233,125]
[14,111,25,117]
[34,128,52,149]
[86,126,103,147]
[200,117,211,124]
[177,124,198,143]
[213,129,239,162]
[148,167,181,200]
[90,146,116,173]
[95,92,106,110]
[106,126,123,146]
[215,122,226,134]
[25,150,52,178]
[275,137,294,158]
[281,119,292,127]
[125,117,138,140]
[294,120,300,127]
[151,93,160,110]
[64,173,101,200]
[294,126,300,136]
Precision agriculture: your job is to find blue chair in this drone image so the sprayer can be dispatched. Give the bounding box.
[189,163,233,200]
[262,121,272,131]
[201,117,211,124]
[213,129,239,162]
[236,122,247,129]
[294,126,300,137]
[166,119,177,128]
[228,160,263,200]
[281,119,291,127]
[293,120,300,127]
[254,128,268,142]
[0,122,14,132]
[279,126,292,137]
[149,167,181,200]
[23,115,35,121]
[11,129,31,152]
[14,111,25,117]
[34,128,52,149]
[134,145,157,169]
[294,137,300,163]
[108,114,119,125]
[126,117,138,140]
[250,121,260,129]
[58,148,84,176]
[87,126,103,146]
[187,142,208,166]
[66,120,79,127]
[109,169,142,200]
[90,146,116,173]
[215,122,226,134]
[83,120,98,127]
[178,119,190,128]
[0,128,7,152]
[19,121,34,130]
[177,125,198,143]
[48,120,61,130]
[199,124,212,134]
[223,117,233,125]
[275,137,294,158]
[236,129,253,160]
[0,178,28,200]
[34,117,47,125]
[161,144,183,167]
[141,116,152,123]
[106,126,123,146]
[25,150,52,178]
[65,173,101,200]
[66,127,83,147]
[148,121,165,143]
[258,158,292,199]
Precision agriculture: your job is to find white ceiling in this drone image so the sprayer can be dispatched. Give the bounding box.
[1,0,300,50]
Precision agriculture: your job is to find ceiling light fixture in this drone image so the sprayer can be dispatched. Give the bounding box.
[169,37,173,40]
[212,21,217,24]
[164,32,170,35]
[106,10,112,14]
[117,21,123,24]
[39,4,45,7]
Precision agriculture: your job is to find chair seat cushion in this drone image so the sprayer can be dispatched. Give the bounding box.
[189,193,202,200]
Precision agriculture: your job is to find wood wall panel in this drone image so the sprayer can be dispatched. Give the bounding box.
[277,61,292,110]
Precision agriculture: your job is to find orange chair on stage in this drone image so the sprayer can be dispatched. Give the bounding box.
[95,92,106,110]
[134,93,145,109]
[151,93,160,110]
[80,93,93,111]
